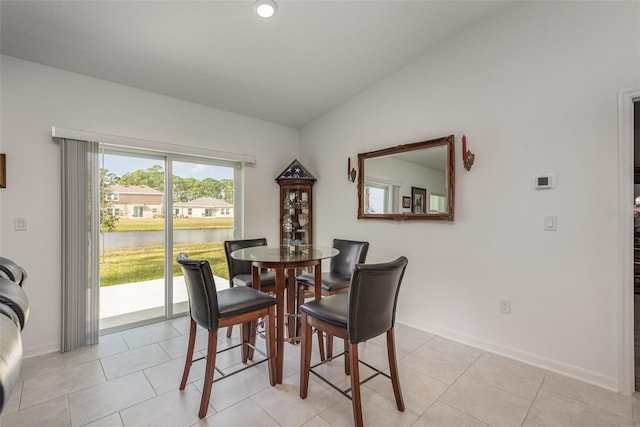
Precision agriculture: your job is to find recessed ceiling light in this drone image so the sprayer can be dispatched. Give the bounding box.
[254,0,278,19]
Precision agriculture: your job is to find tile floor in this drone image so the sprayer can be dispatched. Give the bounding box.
[2,318,639,427]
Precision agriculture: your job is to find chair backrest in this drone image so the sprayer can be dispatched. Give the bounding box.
[347,256,408,344]
[330,239,369,277]
[224,238,268,279]
[177,253,219,331]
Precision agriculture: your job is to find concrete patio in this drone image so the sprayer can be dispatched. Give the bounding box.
[99,275,230,330]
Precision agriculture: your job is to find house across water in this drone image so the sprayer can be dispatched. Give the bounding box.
[174,197,233,218]
[106,186,232,218]
[106,185,164,219]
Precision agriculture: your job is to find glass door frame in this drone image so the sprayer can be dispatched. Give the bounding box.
[164,154,242,319]
[99,146,168,333]
[99,145,243,331]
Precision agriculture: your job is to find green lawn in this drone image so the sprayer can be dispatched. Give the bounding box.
[100,217,233,286]
[112,217,233,232]
[99,242,229,287]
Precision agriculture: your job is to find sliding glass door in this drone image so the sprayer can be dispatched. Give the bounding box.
[98,148,238,332]
[99,151,167,330]
[170,160,235,316]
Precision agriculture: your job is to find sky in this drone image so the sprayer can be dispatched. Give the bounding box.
[102,154,233,180]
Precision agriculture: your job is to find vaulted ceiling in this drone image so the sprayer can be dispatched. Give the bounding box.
[0,1,511,128]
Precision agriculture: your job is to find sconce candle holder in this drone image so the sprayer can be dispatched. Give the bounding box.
[348,157,357,182]
[462,135,475,172]
[0,153,5,188]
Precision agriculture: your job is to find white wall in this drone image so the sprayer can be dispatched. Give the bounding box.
[300,1,640,391]
[0,55,299,356]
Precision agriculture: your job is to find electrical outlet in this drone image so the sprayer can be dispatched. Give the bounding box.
[500,299,511,314]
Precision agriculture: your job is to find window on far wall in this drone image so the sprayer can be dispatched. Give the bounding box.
[105,193,119,201]
[204,208,213,217]
[133,206,143,218]
[429,194,446,213]
[364,180,396,214]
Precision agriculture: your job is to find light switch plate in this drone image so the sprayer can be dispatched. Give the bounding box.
[14,217,28,231]
[544,215,557,231]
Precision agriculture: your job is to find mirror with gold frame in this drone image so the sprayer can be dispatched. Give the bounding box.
[357,135,455,221]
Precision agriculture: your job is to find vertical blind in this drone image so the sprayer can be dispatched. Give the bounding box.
[61,138,99,351]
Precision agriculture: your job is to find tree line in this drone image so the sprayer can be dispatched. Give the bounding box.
[101,165,234,203]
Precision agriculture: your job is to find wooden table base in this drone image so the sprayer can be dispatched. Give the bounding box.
[252,259,321,383]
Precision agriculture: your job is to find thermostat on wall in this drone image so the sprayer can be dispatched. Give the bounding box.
[534,174,554,189]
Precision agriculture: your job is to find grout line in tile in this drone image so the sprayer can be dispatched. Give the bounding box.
[520,371,547,427]
[439,400,490,426]
[535,380,634,422]
[415,348,488,423]
[15,381,24,413]
[88,376,164,426]
[65,396,71,426]
[141,365,161,398]
[466,353,550,403]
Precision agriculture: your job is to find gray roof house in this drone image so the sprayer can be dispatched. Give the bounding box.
[173,197,233,218]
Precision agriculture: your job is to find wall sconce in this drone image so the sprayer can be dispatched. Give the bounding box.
[462,135,475,172]
[348,157,356,183]
[0,154,5,188]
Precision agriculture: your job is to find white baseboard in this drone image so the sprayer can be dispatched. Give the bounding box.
[396,315,619,393]
[22,342,60,359]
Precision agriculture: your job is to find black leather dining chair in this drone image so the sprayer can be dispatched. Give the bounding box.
[299,256,408,427]
[224,238,277,338]
[296,239,369,357]
[177,253,277,419]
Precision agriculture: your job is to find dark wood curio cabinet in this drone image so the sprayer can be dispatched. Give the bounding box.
[276,159,316,247]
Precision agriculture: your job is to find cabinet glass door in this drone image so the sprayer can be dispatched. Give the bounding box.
[282,188,310,246]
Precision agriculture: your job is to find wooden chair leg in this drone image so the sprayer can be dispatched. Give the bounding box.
[386,328,405,411]
[266,306,277,386]
[297,285,306,335]
[326,333,334,358]
[298,285,328,362]
[247,319,257,360]
[299,312,313,399]
[316,329,326,361]
[241,322,250,363]
[226,283,235,338]
[180,319,197,390]
[286,274,297,339]
[349,342,364,427]
[199,330,218,419]
[344,338,350,375]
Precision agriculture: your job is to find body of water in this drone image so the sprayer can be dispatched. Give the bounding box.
[101,228,234,249]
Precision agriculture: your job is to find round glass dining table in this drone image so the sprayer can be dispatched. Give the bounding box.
[230,245,339,383]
